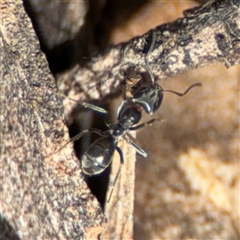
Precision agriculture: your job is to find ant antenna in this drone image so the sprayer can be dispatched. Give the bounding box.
[144,31,156,84]
[145,57,154,84]
[68,97,108,114]
[143,32,202,96]
[46,128,103,157]
[107,163,123,203]
[164,83,202,96]
[107,146,124,203]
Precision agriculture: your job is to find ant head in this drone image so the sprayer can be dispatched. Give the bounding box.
[132,84,164,115]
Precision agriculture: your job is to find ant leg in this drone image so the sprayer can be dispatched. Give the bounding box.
[123,118,163,157]
[69,128,104,143]
[123,136,148,158]
[144,31,157,84]
[107,146,124,202]
[68,97,108,114]
[48,128,104,156]
[164,83,202,96]
[130,118,161,131]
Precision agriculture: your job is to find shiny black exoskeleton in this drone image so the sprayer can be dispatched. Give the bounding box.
[118,83,164,116]
[76,100,159,202]
[119,31,201,116]
[55,82,159,180]
[118,81,201,116]
[81,103,156,175]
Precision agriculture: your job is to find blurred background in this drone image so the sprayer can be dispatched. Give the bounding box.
[24,0,239,238]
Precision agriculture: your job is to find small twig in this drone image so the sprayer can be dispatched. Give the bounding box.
[57,0,240,104]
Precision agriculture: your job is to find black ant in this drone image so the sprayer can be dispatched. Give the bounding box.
[55,80,200,201]
[53,32,202,201]
[55,96,161,201]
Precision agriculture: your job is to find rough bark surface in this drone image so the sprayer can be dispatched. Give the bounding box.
[1,0,106,239]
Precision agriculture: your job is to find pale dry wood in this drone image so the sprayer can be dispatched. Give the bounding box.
[100,135,136,240]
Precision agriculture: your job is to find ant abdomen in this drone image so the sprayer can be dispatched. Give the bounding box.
[81,136,116,175]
